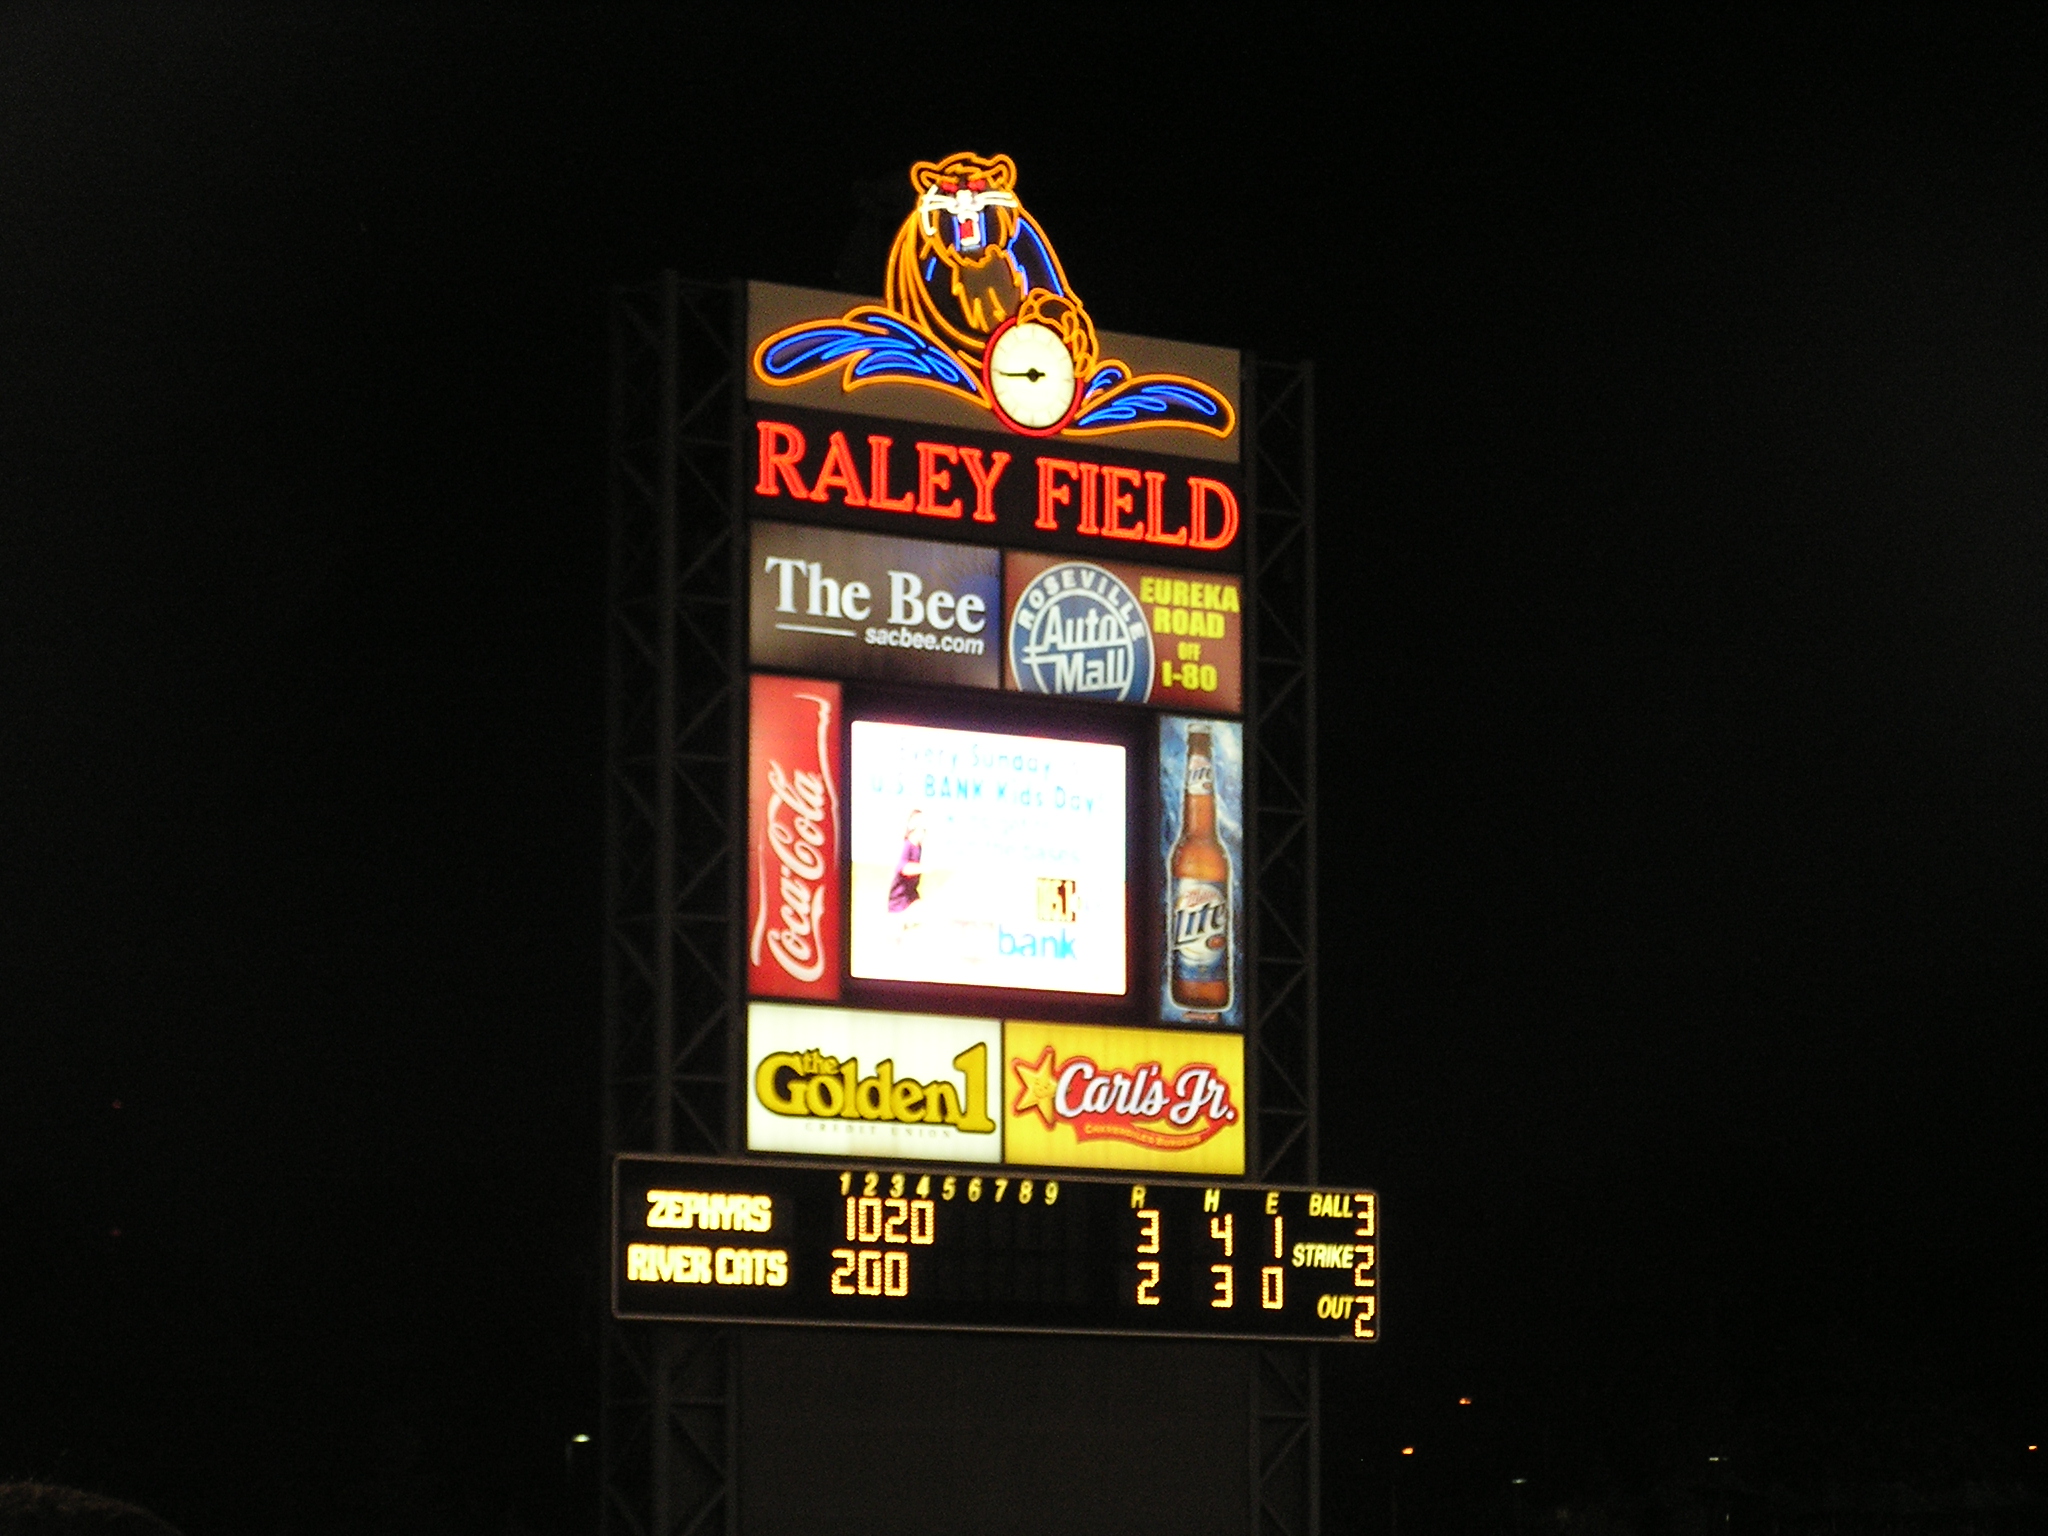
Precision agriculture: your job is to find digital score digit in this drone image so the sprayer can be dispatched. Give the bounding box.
[614,1154,1380,1344]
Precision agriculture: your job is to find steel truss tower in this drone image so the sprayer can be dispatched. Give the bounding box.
[1244,356,1321,1536]
[601,274,1321,1536]
[601,274,743,1536]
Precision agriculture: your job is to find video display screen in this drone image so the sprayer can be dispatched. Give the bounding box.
[847,720,1127,996]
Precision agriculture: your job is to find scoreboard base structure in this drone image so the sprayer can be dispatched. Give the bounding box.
[613,1154,1379,1344]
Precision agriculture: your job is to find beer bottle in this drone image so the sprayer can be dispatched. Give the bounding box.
[1169,726,1232,1012]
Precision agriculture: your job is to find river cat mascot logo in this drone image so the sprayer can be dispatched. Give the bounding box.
[753,153,1235,442]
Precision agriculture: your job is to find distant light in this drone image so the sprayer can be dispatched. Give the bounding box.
[112,1100,123,1111]
[1512,1478,1528,1486]
[1708,1456,1722,1463]
[571,1434,591,1444]
[1401,1447,1415,1456]
[1458,1396,1473,1406]
[2030,1445,2039,1452]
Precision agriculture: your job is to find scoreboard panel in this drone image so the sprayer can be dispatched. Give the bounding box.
[614,1154,1379,1344]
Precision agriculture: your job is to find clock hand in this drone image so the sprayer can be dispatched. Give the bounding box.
[997,368,1048,382]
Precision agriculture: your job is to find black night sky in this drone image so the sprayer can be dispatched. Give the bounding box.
[5,9,2044,1533]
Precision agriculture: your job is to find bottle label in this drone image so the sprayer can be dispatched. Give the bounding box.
[1170,878,1230,984]
[1185,759,1214,796]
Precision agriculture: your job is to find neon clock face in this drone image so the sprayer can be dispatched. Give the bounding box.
[985,319,1079,434]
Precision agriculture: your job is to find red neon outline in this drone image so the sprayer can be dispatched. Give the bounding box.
[980,316,1082,439]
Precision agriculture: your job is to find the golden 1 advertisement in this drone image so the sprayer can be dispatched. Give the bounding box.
[747,1003,1002,1164]
[1002,1021,1245,1175]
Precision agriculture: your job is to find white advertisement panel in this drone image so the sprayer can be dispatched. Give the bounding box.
[846,720,1127,996]
[746,1002,1003,1163]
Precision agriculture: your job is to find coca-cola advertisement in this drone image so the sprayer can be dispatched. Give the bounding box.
[748,674,843,1000]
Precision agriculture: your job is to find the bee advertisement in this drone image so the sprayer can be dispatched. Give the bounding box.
[749,521,1002,690]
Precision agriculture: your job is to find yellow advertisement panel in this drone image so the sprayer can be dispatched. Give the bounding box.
[748,1003,1003,1164]
[1001,1022,1244,1175]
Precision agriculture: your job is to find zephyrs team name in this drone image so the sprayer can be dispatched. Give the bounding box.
[644,1189,773,1231]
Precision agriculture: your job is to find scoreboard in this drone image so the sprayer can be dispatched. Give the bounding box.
[608,153,1367,1354]
[615,1154,1379,1344]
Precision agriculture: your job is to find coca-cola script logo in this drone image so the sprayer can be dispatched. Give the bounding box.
[1008,1045,1237,1151]
[749,683,840,995]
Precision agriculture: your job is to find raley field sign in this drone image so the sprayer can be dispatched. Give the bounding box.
[749,406,1243,572]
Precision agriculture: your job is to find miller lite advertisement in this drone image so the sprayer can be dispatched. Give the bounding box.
[1002,1021,1245,1175]
[1160,716,1244,1028]
[748,675,843,1001]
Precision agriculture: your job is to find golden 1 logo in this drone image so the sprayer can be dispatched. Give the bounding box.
[1002,1022,1244,1175]
[754,1045,996,1133]
[746,1005,1003,1164]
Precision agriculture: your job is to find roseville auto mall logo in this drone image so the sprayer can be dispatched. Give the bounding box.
[1006,560,1154,703]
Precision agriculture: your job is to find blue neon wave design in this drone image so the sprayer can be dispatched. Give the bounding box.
[1084,363,1127,399]
[760,313,981,396]
[1008,217,1065,295]
[1073,378,1225,428]
[923,256,937,282]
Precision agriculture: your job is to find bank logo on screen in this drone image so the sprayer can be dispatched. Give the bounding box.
[1006,561,1154,704]
[847,720,1127,995]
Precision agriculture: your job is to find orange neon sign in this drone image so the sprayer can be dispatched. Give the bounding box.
[753,153,1236,445]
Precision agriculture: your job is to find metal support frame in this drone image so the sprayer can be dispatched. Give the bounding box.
[1244,356,1321,1536]
[601,277,1322,1536]
[1243,354,1319,1190]
[601,273,745,1536]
